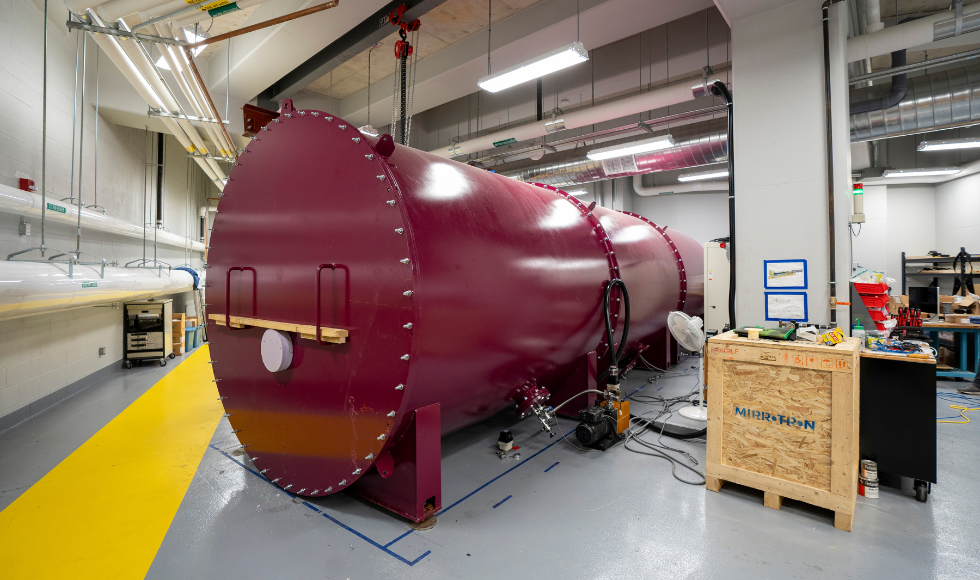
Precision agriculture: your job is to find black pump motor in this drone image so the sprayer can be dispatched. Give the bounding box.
[575,405,620,450]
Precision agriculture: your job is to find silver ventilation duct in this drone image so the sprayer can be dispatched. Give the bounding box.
[850,63,980,143]
[493,64,980,187]
[497,119,728,187]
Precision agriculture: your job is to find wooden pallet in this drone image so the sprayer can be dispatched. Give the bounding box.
[705,331,860,531]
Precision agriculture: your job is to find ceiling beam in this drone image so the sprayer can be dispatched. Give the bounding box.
[260,0,449,106]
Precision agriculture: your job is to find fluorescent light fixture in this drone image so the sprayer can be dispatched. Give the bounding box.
[565,189,589,196]
[478,42,589,93]
[586,135,675,161]
[156,31,206,70]
[917,138,980,151]
[678,169,729,182]
[881,167,961,178]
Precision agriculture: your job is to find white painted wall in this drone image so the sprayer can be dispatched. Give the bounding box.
[631,191,729,245]
[935,172,980,253]
[0,0,212,423]
[730,0,852,326]
[885,185,936,293]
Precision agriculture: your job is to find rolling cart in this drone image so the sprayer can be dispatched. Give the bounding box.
[124,299,175,368]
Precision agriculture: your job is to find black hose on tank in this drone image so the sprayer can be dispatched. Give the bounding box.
[598,279,630,385]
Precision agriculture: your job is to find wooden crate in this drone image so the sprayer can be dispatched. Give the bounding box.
[705,331,861,531]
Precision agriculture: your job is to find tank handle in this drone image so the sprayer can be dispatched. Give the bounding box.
[316,263,351,346]
[225,266,257,329]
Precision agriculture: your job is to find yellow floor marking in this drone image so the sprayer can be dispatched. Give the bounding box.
[0,346,221,580]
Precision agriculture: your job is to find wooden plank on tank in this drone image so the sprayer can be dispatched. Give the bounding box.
[208,314,348,342]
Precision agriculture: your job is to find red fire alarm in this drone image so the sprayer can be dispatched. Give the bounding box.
[19,178,36,192]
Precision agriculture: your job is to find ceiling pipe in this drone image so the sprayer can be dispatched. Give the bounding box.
[0,262,194,321]
[431,73,728,159]
[497,119,728,186]
[864,0,884,33]
[84,10,225,187]
[0,183,205,252]
[847,2,980,62]
[114,20,226,179]
[632,176,728,196]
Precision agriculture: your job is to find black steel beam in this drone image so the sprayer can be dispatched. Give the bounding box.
[258,0,448,107]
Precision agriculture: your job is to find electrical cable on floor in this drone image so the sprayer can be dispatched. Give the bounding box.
[937,405,980,424]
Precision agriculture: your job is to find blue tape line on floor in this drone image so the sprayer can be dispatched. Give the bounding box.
[544,462,559,472]
[436,433,565,517]
[208,445,430,566]
[492,495,512,509]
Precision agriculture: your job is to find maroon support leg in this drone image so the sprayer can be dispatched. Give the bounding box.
[551,351,598,419]
[350,403,441,522]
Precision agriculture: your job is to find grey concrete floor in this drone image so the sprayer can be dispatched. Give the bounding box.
[2,355,979,579]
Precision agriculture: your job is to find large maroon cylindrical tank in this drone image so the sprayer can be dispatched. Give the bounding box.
[209,103,703,505]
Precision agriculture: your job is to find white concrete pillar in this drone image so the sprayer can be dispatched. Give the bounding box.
[731,0,852,328]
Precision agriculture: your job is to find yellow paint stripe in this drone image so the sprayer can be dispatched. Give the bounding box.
[0,347,222,580]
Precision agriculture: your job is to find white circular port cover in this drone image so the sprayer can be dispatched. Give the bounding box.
[261,329,293,372]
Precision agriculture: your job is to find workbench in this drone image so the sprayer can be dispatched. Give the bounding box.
[921,323,979,379]
[858,351,937,502]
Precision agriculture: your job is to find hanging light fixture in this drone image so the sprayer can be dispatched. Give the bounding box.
[586,135,675,161]
[478,42,589,93]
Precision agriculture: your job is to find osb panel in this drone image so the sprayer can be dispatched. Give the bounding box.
[721,361,833,491]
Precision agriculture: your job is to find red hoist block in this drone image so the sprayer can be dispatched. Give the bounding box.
[208,98,704,522]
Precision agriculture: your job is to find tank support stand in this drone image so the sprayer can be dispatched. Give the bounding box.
[351,403,441,522]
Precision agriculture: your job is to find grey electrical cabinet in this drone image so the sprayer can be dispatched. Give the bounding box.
[124,299,174,368]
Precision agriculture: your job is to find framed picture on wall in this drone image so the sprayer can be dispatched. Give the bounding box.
[765,292,808,321]
[764,259,808,289]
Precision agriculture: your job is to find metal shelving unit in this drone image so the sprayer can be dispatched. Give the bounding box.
[901,252,980,294]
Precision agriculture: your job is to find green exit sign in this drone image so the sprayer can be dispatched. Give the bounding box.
[493,138,517,147]
[46,202,66,213]
[81,282,97,288]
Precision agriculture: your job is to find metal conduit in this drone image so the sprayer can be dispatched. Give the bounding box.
[850,63,980,143]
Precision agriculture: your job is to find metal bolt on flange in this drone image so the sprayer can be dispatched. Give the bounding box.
[400,354,410,361]
[312,112,319,117]
[352,468,361,475]
[298,111,305,116]
[396,384,405,390]
[271,478,280,483]
[365,453,374,460]
[399,258,410,264]
[365,154,374,160]
[377,434,386,441]
[387,200,396,206]
[312,489,319,494]
[377,175,386,181]
[387,411,396,417]
[284,484,292,490]
[284,114,291,118]
[403,323,413,329]
[403,290,413,297]
[352,137,360,144]
[298,488,306,493]
[394,228,404,234]
[325,116,333,121]
[325,486,333,492]
[338,124,347,130]
[339,480,347,486]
